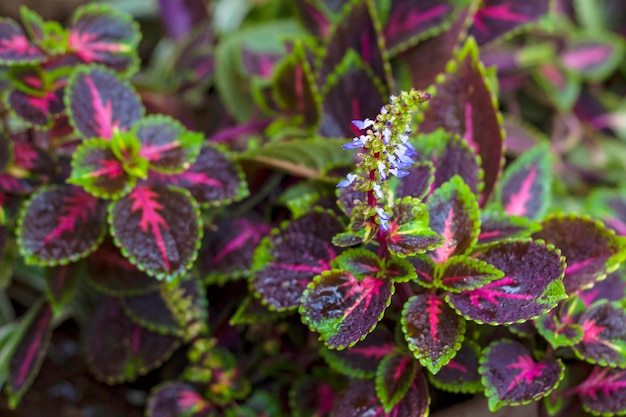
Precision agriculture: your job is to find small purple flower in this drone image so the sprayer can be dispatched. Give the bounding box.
[351,118,375,130]
[382,127,391,144]
[376,207,390,231]
[342,135,368,150]
[337,173,358,188]
[377,162,387,181]
[372,183,383,199]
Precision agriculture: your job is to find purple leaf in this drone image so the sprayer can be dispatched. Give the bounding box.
[387,197,444,258]
[572,301,626,368]
[535,295,586,348]
[496,144,551,220]
[121,278,205,336]
[68,4,141,76]
[319,52,385,138]
[293,0,331,38]
[86,240,160,296]
[272,41,321,127]
[147,382,212,417]
[384,0,459,55]
[87,297,180,383]
[336,186,367,217]
[134,115,203,174]
[252,210,343,311]
[109,185,202,281]
[402,292,465,374]
[470,0,549,45]
[199,216,269,285]
[300,270,393,349]
[575,366,626,416]
[0,130,11,171]
[432,133,484,195]
[289,376,337,417]
[438,255,504,292]
[17,185,107,265]
[502,117,546,154]
[151,145,248,208]
[418,38,505,205]
[0,18,45,64]
[44,264,81,316]
[428,340,482,393]
[532,214,626,294]
[320,326,395,379]
[65,66,144,140]
[318,0,390,90]
[375,353,417,413]
[446,240,566,324]
[19,7,45,44]
[479,339,565,411]
[5,303,53,409]
[478,209,539,244]
[396,5,473,89]
[392,161,435,201]
[69,139,133,199]
[426,176,479,263]
[6,66,65,127]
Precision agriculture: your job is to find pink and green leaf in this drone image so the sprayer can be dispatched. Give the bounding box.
[319,326,395,379]
[19,7,45,44]
[572,301,626,368]
[44,264,81,317]
[332,248,383,276]
[575,366,626,416]
[272,40,321,128]
[300,269,393,349]
[428,340,482,394]
[86,240,160,296]
[437,255,504,292]
[146,382,213,417]
[579,271,626,307]
[329,378,429,417]
[426,176,479,263]
[446,240,566,325]
[535,314,584,348]
[65,66,144,140]
[532,63,581,112]
[383,0,466,55]
[560,32,626,82]
[495,143,552,221]
[7,88,64,128]
[480,339,565,412]
[319,51,386,138]
[318,0,391,90]
[469,0,549,45]
[478,208,540,244]
[199,216,269,285]
[417,38,505,204]
[69,139,134,199]
[87,297,179,384]
[108,185,202,281]
[533,214,626,294]
[401,292,465,374]
[5,302,53,409]
[0,18,45,64]
[432,132,484,195]
[251,210,343,311]
[375,353,417,413]
[407,254,437,288]
[68,3,141,76]
[153,145,248,208]
[17,185,107,266]
[133,115,204,174]
[387,196,443,258]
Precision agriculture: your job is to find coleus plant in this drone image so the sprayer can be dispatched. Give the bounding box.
[2,1,626,416]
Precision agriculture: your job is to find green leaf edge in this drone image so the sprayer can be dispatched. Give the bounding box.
[427,340,483,394]
[375,353,417,413]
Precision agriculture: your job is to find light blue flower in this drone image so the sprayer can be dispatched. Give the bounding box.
[376,207,390,231]
[337,173,358,188]
[351,118,375,130]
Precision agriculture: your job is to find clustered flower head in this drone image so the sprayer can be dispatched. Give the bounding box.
[338,89,431,231]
